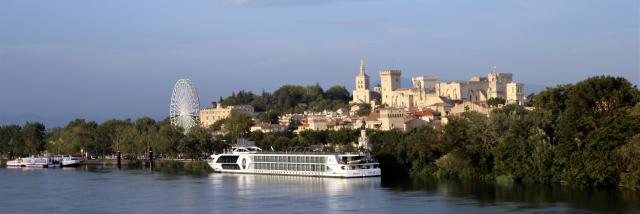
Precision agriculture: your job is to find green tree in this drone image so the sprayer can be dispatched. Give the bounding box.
[99,119,134,154]
[325,85,351,101]
[326,129,359,145]
[134,117,158,156]
[190,125,213,156]
[0,125,22,157]
[21,122,46,155]
[179,135,197,160]
[157,122,184,158]
[370,129,408,173]
[47,119,99,155]
[222,111,253,143]
[257,111,279,124]
[555,76,639,186]
[487,97,506,107]
[299,130,327,145]
[439,111,497,179]
[353,103,372,117]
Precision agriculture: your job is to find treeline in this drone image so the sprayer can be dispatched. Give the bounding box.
[0,122,47,157]
[0,110,362,160]
[0,117,221,159]
[219,84,351,114]
[371,76,640,189]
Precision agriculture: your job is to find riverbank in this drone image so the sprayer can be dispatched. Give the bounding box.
[154,160,213,175]
[82,159,213,175]
[0,159,6,167]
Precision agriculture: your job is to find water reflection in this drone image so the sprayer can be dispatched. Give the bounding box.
[207,173,382,213]
[1,166,638,213]
[382,176,640,212]
[210,173,381,194]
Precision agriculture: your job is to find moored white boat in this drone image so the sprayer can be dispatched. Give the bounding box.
[61,156,83,167]
[208,145,381,178]
[6,158,26,167]
[6,156,57,168]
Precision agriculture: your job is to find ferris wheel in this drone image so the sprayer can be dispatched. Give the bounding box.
[170,79,200,132]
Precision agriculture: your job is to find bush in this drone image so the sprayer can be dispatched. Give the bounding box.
[496,174,515,186]
[155,160,213,175]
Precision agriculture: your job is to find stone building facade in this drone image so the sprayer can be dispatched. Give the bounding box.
[379,108,405,131]
[199,104,254,127]
[350,64,525,110]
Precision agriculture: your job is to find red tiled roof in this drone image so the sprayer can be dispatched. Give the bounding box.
[414,108,441,117]
[366,111,380,121]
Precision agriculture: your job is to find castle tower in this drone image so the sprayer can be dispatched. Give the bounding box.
[352,59,372,104]
[487,66,498,98]
[506,82,524,105]
[487,66,514,99]
[379,108,405,131]
[379,70,401,106]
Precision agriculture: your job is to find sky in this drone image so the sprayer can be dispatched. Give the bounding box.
[0,0,638,127]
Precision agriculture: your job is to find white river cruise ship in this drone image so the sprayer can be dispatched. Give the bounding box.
[208,145,381,178]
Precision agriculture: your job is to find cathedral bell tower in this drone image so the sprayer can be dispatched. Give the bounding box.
[355,59,370,91]
[352,59,372,103]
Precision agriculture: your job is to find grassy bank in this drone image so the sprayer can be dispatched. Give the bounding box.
[83,159,144,167]
[0,159,6,167]
[154,160,213,176]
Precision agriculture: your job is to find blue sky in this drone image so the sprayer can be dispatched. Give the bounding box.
[0,0,638,127]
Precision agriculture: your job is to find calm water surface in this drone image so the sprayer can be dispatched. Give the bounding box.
[0,166,638,213]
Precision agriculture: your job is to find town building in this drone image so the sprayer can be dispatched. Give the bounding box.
[307,115,328,131]
[435,67,524,104]
[199,104,254,127]
[250,123,285,133]
[379,108,405,131]
[449,101,492,116]
[413,109,441,122]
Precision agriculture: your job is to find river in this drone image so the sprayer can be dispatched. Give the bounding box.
[0,166,638,213]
